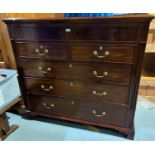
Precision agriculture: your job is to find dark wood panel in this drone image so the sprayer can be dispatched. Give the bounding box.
[16,42,69,60]
[28,94,127,126]
[11,25,138,41]
[72,44,136,63]
[24,78,129,105]
[19,59,132,85]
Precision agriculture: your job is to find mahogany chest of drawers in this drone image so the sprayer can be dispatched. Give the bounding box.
[3,15,153,139]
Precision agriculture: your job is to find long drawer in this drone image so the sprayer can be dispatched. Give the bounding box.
[28,94,128,126]
[11,24,138,41]
[19,59,132,85]
[24,78,129,105]
[16,42,69,60]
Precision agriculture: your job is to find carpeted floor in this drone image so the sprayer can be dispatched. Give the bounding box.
[4,96,155,141]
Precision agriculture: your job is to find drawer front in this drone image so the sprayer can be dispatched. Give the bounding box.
[20,59,132,85]
[28,94,88,117]
[16,43,69,60]
[20,60,71,79]
[13,25,138,41]
[69,63,132,85]
[72,44,136,63]
[28,94,127,126]
[24,78,129,105]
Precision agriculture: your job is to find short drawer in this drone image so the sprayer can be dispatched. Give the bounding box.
[24,78,129,105]
[72,43,136,64]
[28,94,127,126]
[16,42,69,60]
[20,59,132,85]
[69,62,132,85]
[12,24,138,41]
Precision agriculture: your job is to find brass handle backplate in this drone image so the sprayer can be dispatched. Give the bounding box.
[92,110,106,117]
[35,45,49,56]
[43,102,55,109]
[93,50,110,59]
[92,90,107,96]
[93,71,108,78]
[41,85,53,91]
[38,67,51,74]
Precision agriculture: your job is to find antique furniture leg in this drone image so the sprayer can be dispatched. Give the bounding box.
[0,112,19,140]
